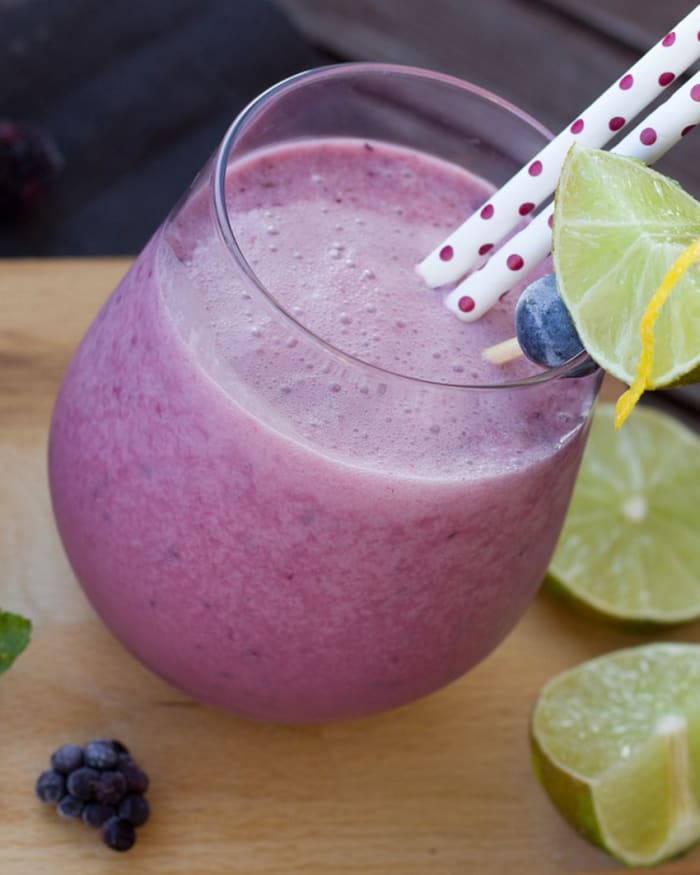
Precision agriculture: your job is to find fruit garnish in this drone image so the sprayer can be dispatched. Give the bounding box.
[0,609,31,674]
[100,816,137,852]
[546,403,700,625]
[35,770,65,804]
[95,771,128,805]
[84,739,120,770]
[514,273,585,368]
[616,235,700,426]
[35,739,150,852]
[51,744,84,774]
[483,273,596,373]
[553,145,700,396]
[57,795,85,820]
[119,793,150,827]
[66,766,100,800]
[83,802,119,828]
[531,643,700,867]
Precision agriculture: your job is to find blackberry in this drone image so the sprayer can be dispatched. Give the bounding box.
[95,770,127,806]
[118,793,150,828]
[57,795,85,820]
[100,816,136,852]
[66,767,100,801]
[35,769,65,804]
[0,120,62,222]
[82,802,117,829]
[50,744,83,775]
[84,739,119,770]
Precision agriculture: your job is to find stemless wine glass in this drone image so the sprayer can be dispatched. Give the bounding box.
[49,64,601,723]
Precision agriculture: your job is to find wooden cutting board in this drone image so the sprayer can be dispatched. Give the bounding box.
[2,258,700,874]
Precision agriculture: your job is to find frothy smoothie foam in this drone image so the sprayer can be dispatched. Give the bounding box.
[49,136,598,722]
[167,140,564,475]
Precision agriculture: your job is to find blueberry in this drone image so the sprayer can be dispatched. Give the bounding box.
[118,793,150,828]
[82,802,117,828]
[66,767,100,801]
[84,739,119,770]
[100,816,136,852]
[57,795,85,820]
[109,740,130,755]
[0,120,63,222]
[515,273,594,374]
[95,770,127,806]
[50,744,84,775]
[116,756,149,794]
[35,769,65,804]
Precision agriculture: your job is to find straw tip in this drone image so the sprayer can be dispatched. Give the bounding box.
[415,257,442,288]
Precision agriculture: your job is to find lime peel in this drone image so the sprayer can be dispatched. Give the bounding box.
[615,235,700,429]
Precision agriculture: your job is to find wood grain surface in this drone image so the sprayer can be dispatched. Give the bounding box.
[2,259,700,873]
[5,0,700,260]
[0,0,327,257]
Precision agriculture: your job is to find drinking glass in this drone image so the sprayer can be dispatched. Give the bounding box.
[49,64,601,722]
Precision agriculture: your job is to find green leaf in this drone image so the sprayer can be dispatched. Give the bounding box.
[0,610,31,674]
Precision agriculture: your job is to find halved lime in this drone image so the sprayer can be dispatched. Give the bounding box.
[546,402,700,625]
[553,145,700,387]
[532,643,700,866]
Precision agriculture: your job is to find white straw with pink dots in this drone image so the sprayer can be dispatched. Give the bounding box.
[416,6,700,308]
[448,69,700,322]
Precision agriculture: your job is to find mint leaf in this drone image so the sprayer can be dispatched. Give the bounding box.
[0,610,31,674]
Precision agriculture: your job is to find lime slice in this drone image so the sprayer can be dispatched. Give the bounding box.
[532,643,700,866]
[553,144,700,388]
[546,402,700,625]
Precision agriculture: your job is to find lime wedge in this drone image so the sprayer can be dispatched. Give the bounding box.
[546,402,700,625]
[532,643,700,866]
[553,145,700,388]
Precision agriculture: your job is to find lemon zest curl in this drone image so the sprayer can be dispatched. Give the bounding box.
[615,235,700,429]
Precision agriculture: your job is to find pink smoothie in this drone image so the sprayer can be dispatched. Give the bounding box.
[49,138,598,722]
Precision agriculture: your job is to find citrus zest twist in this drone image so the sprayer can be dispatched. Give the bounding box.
[615,235,700,429]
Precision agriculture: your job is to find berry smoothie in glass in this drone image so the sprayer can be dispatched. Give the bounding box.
[49,65,600,723]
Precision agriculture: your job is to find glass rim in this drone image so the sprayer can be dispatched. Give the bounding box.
[213,62,597,391]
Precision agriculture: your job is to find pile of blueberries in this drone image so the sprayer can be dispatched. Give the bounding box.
[35,739,149,852]
[0,120,63,222]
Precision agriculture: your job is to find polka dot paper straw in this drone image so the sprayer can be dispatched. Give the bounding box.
[613,72,700,162]
[417,6,700,292]
[445,70,700,322]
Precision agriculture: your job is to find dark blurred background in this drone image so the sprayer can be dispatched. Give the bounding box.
[1,0,698,257]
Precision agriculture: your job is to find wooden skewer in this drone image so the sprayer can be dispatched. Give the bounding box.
[481,335,524,365]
